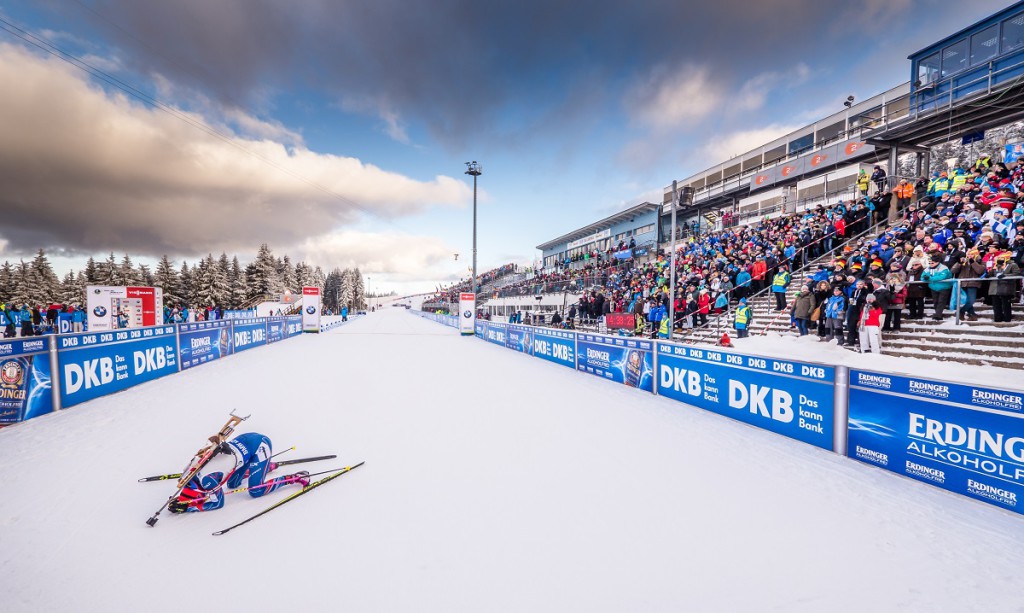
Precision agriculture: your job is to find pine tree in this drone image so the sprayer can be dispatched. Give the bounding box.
[154,256,180,304]
[250,244,281,299]
[229,256,246,308]
[119,254,140,286]
[279,255,297,294]
[323,269,341,312]
[11,261,32,306]
[31,249,60,303]
[178,262,194,307]
[352,268,366,309]
[138,264,154,287]
[339,269,355,310]
[295,262,313,289]
[84,257,99,284]
[95,253,117,285]
[312,266,326,290]
[0,261,12,303]
[60,271,81,305]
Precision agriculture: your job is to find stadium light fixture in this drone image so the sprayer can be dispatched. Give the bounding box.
[465,161,482,304]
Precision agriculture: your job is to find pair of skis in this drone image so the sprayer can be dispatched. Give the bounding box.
[143,413,363,535]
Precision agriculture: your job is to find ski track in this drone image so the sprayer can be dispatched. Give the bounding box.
[1,309,1023,612]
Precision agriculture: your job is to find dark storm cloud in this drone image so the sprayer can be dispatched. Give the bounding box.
[62,0,907,145]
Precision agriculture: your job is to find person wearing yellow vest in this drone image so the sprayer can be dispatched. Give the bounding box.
[932,172,952,197]
[658,315,670,338]
[733,298,753,338]
[950,168,968,192]
[771,264,791,311]
[975,155,991,170]
[857,169,870,196]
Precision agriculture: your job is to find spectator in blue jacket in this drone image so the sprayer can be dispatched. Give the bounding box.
[71,304,86,332]
[19,304,33,337]
[921,259,955,320]
[823,287,846,343]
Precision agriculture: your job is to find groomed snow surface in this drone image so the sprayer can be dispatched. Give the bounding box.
[2,309,1023,612]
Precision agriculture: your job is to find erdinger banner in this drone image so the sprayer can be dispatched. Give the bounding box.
[58,326,177,408]
[459,293,475,336]
[302,287,321,332]
[178,320,232,370]
[576,333,653,392]
[86,285,164,331]
[656,344,835,450]
[532,328,575,369]
[505,325,533,355]
[0,338,53,423]
[848,370,1024,515]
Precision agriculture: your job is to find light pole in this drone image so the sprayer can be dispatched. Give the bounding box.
[668,183,693,339]
[367,276,371,311]
[465,161,482,306]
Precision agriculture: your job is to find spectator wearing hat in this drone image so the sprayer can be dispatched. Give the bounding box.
[733,298,753,338]
[921,256,954,320]
[951,249,986,321]
[823,286,846,343]
[871,166,887,193]
[884,262,907,331]
[844,279,869,346]
[858,293,884,354]
[770,264,791,311]
[790,284,814,336]
[894,179,915,213]
[990,252,1020,322]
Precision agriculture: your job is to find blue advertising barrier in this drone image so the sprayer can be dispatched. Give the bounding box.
[179,320,232,370]
[532,328,575,368]
[848,370,1024,515]
[57,326,178,408]
[656,344,836,450]
[231,318,268,353]
[0,337,54,423]
[475,320,487,338]
[266,317,286,343]
[505,324,533,355]
[285,315,302,337]
[576,333,654,392]
[483,322,507,346]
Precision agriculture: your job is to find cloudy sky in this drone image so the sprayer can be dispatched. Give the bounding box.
[0,0,1012,293]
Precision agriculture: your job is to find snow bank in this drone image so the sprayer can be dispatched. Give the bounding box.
[1,309,1022,612]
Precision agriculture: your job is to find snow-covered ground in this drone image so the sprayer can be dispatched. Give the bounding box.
[2,308,1023,612]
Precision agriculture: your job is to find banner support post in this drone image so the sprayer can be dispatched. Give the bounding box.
[48,334,63,412]
[833,365,850,456]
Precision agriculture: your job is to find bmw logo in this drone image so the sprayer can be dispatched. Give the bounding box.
[305,306,316,314]
[463,310,472,318]
[93,306,107,317]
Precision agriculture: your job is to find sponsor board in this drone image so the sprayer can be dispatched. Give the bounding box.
[266,318,286,343]
[57,326,177,408]
[285,315,303,337]
[179,320,232,369]
[459,293,476,335]
[0,338,53,423]
[231,319,268,353]
[576,334,654,392]
[302,287,321,332]
[849,369,1024,515]
[656,343,835,450]
[484,322,508,346]
[505,325,533,355]
[532,328,575,368]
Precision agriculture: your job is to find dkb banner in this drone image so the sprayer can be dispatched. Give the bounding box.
[656,344,835,450]
[0,337,54,423]
[179,320,232,370]
[232,319,268,353]
[576,333,653,391]
[848,370,1024,515]
[532,328,575,369]
[484,322,507,347]
[58,326,178,408]
[505,325,533,355]
[285,315,303,337]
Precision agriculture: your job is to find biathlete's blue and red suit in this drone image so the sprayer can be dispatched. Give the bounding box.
[170,433,308,513]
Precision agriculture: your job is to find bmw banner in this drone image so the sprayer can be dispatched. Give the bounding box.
[302,286,321,332]
[576,333,654,392]
[532,328,575,369]
[178,320,232,369]
[57,326,178,408]
[656,343,835,450]
[0,337,54,423]
[848,370,1024,515]
[459,292,475,336]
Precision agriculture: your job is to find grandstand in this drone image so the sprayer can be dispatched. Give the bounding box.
[425,2,1024,370]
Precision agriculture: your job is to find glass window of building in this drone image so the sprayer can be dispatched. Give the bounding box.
[918,52,940,85]
[940,39,968,77]
[788,133,814,155]
[1003,12,1024,53]
[970,25,999,65]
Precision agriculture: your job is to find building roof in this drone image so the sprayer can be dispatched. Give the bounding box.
[908,0,1024,60]
[536,202,659,251]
